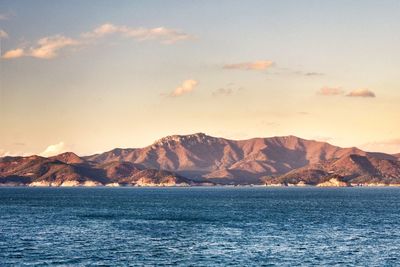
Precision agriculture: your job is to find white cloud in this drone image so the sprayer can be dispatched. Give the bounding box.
[170,79,199,97]
[2,48,24,59]
[346,89,376,98]
[0,149,11,157]
[313,136,333,142]
[223,60,274,71]
[317,87,344,96]
[3,23,193,60]
[2,35,79,59]
[40,142,67,157]
[29,35,79,59]
[0,149,32,157]
[0,29,8,39]
[83,23,193,44]
[84,23,119,38]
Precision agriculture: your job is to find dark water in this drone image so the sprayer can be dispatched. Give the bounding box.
[0,187,399,266]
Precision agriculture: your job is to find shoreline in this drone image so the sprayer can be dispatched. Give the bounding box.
[2,183,400,188]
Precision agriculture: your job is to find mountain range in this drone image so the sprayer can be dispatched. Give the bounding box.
[1,133,400,186]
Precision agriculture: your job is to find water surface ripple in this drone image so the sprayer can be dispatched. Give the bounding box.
[0,187,399,266]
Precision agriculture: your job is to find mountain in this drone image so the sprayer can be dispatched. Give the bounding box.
[85,133,371,184]
[0,154,201,187]
[268,154,400,186]
[1,133,400,186]
[49,152,86,164]
[0,155,104,186]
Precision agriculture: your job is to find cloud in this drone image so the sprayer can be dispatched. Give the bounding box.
[265,67,325,77]
[2,35,79,59]
[40,142,67,157]
[84,23,119,38]
[223,60,274,71]
[29,35,79,59]
[346,89,376,98]
[0,29,8,39]
[317,87,344,96]
[0,149,11,157]
[0,149,32,157]
[83,23,193,44]
[2,48,24,59]
[170,79,199,97]
[288,70,325,76]
[212,88,233,96]
[0,13,11,20]
[316,87,376,98]
[3,23,193,60]
[313,136,333,142]
[360,139,400,154]
[304,72,324,76]
[212,84,243,97]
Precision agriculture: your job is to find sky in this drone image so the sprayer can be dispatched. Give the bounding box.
[0,0,400,156]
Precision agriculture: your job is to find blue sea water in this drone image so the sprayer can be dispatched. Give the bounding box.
[0,187,399,266]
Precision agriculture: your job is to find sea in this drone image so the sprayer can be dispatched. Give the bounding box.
[0,187,399,266]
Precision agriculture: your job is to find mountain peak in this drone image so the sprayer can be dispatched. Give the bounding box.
[153,132,215,146]
[50,152,84,164]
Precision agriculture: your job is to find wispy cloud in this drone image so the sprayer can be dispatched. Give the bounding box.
[2,35,79,59]
[317,87,376,98]
[212,83,244,97]
[303,72,324,76]
[360,139,400,154]
[263,66,325,77]
[313,136,333,142]
[346,89,376,98]
[30,35,79,59]
[223,60,274,71]
[0,13,11,20]
[230,63,323,77]
[83,23,193,44]
[212,88,234,96]
[2,23,193,59]
[0,149,11,157]
[2,48,24,59]
[0,29,8,39]
[317,87,344,96]
[40,142,67,157]
[169,79,199,97]
[0,149,32,157]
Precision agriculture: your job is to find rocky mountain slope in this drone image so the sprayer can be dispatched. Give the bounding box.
[270,154,400,186]
[1,133,400,186]
[0,154,199,186]
[85,133,373,184]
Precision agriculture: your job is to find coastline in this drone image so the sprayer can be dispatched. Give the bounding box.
[2,183,400,188]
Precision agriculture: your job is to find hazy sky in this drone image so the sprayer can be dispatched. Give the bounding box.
[1,0,400,156]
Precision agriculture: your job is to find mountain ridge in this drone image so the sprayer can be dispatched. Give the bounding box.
[1,133,400,186]
[84,133,371,182]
